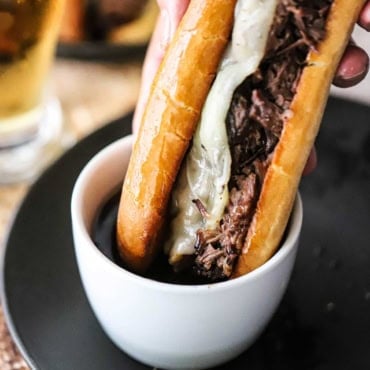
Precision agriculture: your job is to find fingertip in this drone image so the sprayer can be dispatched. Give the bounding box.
[333,45,369,88]
[358,1,370,31]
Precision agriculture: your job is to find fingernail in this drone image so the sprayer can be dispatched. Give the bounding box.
[333,45,369,88]
[333,69,369,88]
[334,61,369,87]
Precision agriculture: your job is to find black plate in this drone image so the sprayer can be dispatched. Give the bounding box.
[1,98,370,370]
[57,42,147,62]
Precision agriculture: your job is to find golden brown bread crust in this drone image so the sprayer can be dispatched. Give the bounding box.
[232,0,367,277]
[117,0,237,272]
[59,0,85,43]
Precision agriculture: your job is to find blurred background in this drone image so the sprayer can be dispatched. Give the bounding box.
[53,0,158,144]
[0,2,368,368]
[0,2,158,367]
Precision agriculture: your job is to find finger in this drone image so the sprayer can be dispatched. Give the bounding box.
[157,0,190,33]
[302,148,317,176]
[133,0,190,133]
[132,14,168,133]
[358,1,370,31]
[333,44,369,88]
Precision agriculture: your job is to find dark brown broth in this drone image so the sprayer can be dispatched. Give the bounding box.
[92,192,210,285]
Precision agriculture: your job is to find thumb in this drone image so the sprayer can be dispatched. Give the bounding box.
[157,0,190,42]
[132,0,190,134]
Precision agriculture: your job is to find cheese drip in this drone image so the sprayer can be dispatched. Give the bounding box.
[166,0,279,263]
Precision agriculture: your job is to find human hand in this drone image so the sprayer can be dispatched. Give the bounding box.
[132,0,190,133]
[304,1,370,174]
[133,0,370,172]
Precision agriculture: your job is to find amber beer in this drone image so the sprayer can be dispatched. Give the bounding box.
[0,0,64,144]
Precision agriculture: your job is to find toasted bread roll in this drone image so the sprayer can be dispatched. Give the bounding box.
[117,0,366,278]
[117,0,237,272]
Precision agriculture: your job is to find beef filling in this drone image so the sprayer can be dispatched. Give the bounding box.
[193,0,333,281]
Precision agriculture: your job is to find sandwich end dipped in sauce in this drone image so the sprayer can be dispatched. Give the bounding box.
[116,0,366,283]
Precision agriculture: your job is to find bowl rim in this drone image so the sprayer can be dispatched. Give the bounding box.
[71,136,303,293]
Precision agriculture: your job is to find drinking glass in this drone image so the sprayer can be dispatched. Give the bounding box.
[0,0,65,183]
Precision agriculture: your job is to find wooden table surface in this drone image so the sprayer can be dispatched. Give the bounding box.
[0,25,368,369]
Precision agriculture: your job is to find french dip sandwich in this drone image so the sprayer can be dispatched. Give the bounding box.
[117,0,366,281]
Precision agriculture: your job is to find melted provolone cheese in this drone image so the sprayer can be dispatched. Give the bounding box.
[166,0,278,263]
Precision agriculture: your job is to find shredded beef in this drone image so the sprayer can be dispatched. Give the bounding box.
[195,173,258,279]
[193,0,333,281]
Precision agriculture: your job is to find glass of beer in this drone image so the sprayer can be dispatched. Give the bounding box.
[0,0,65,183]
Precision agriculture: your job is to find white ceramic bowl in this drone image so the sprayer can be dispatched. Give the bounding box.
[71,135,302,369]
